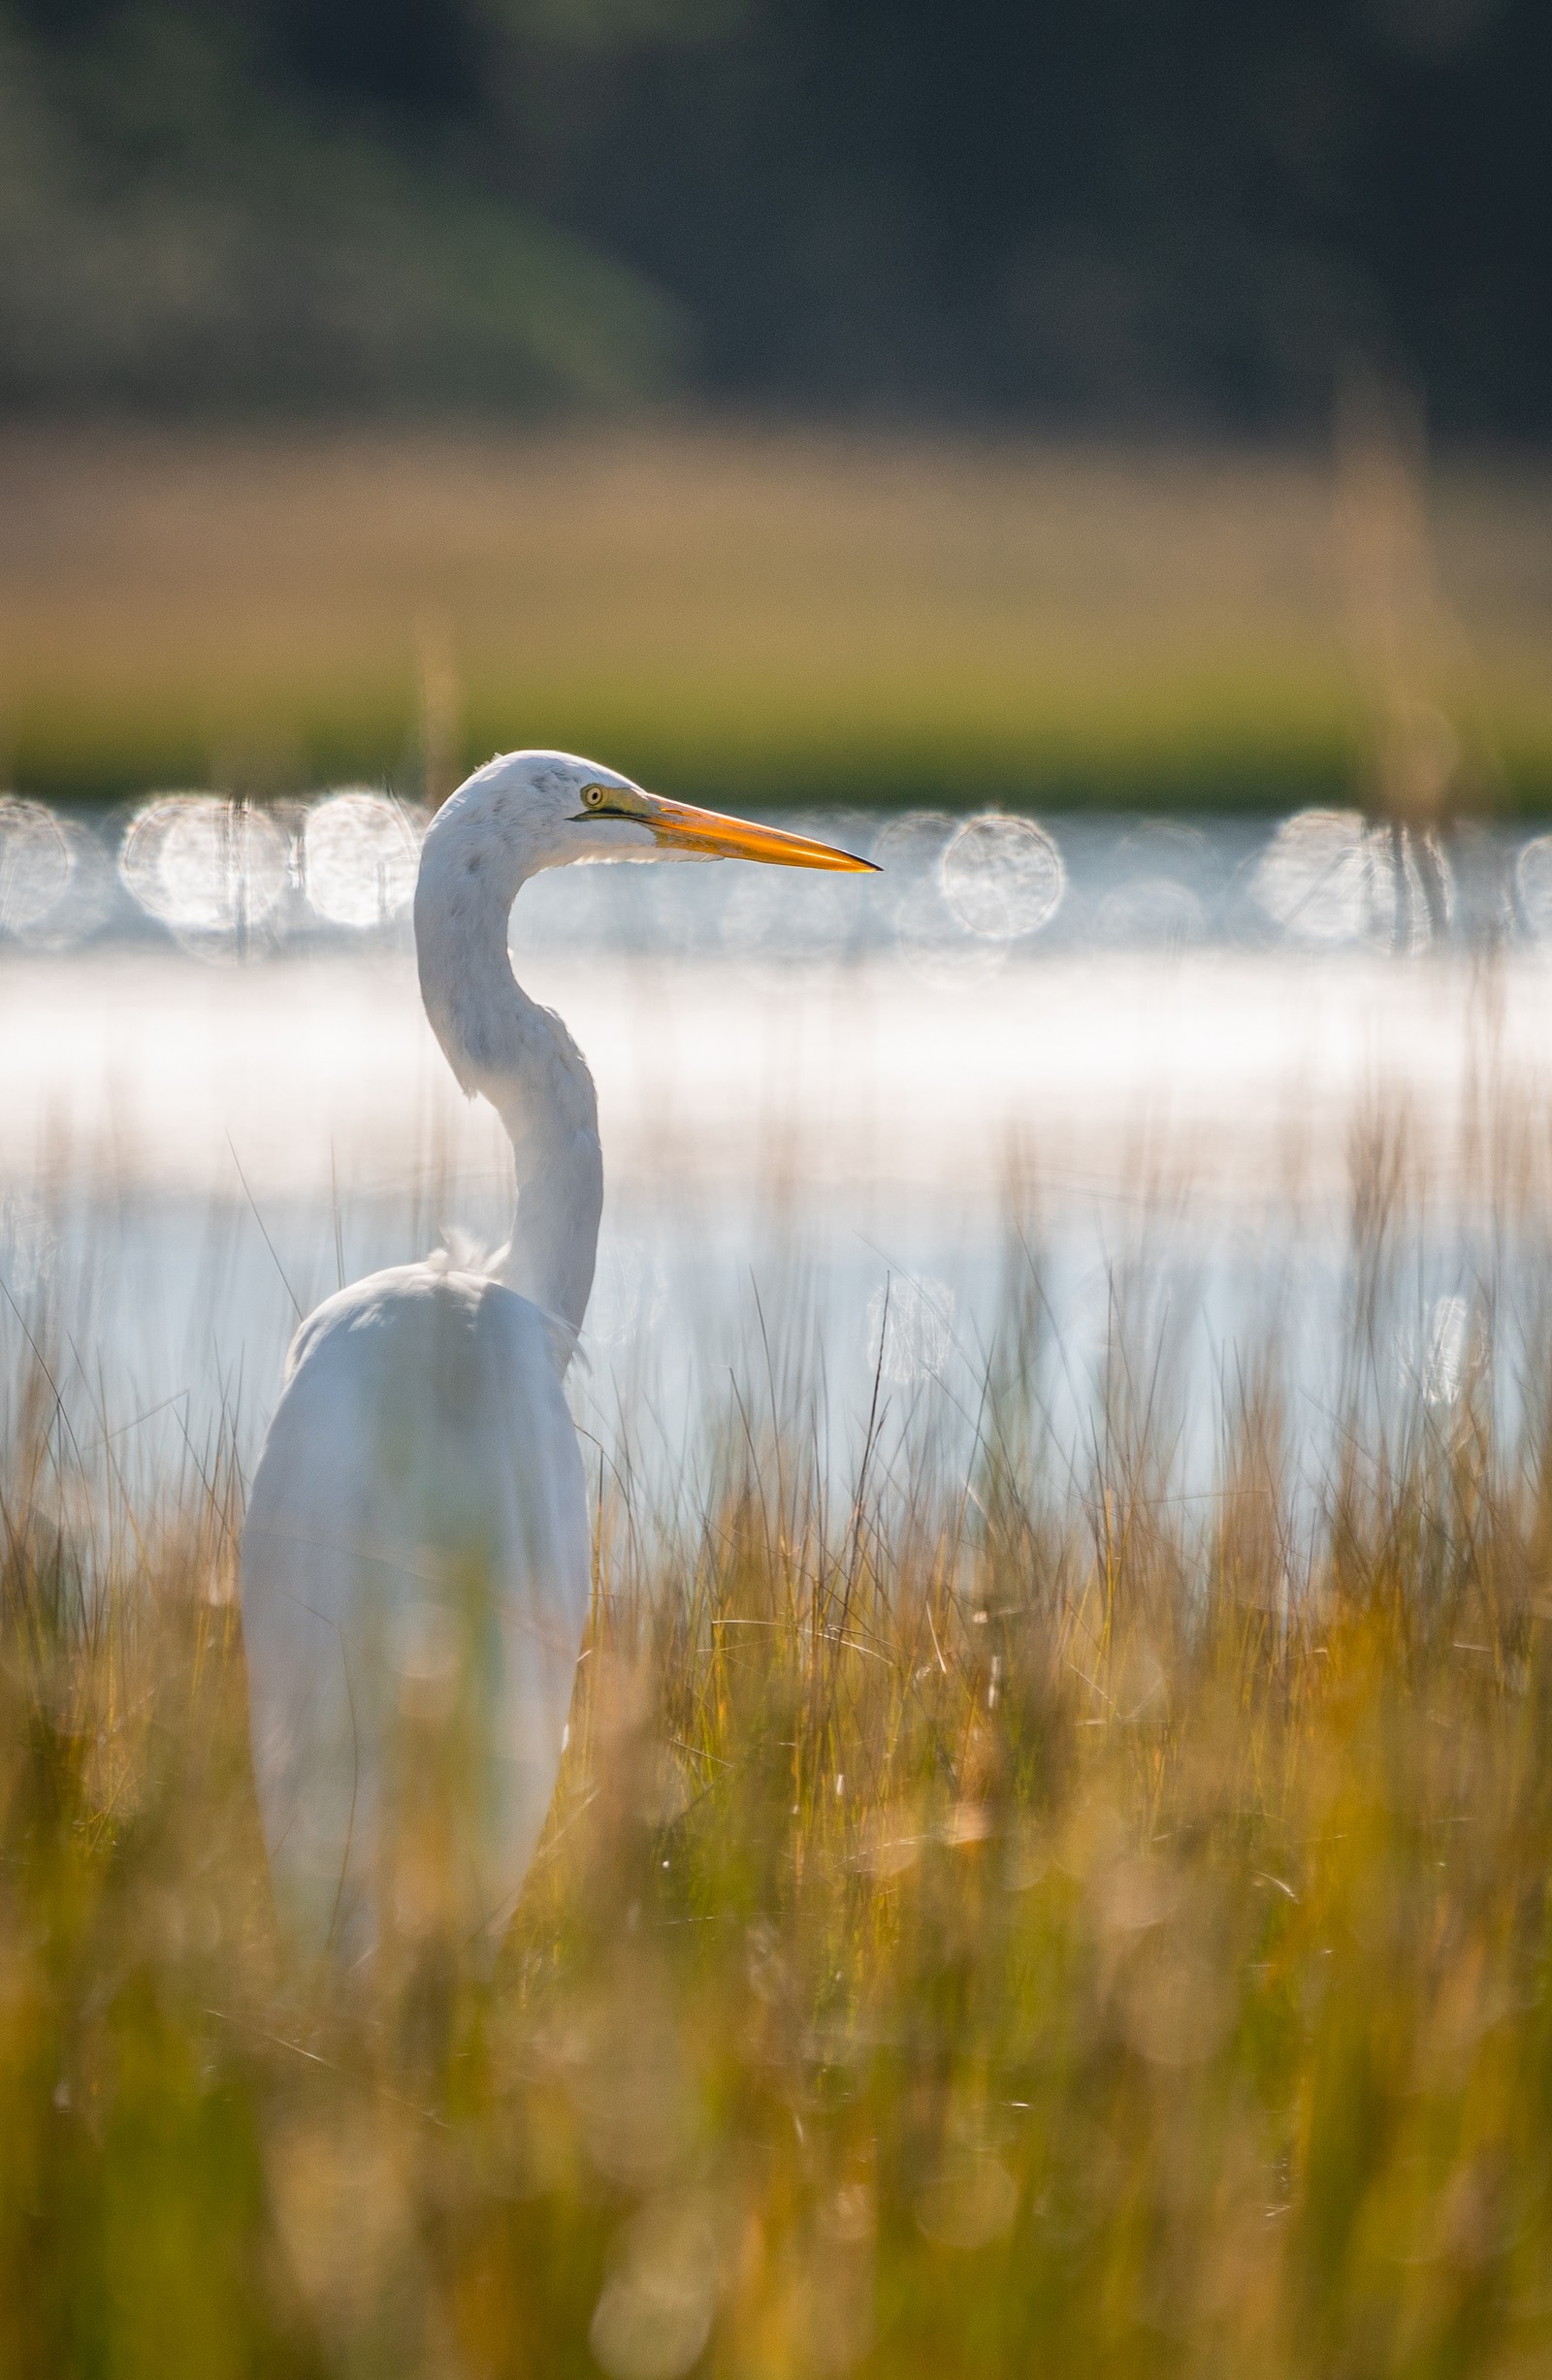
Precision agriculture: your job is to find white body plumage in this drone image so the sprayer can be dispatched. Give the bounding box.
[242,1263,589,1953]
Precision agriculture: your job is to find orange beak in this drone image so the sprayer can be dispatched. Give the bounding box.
[638,793,877,872]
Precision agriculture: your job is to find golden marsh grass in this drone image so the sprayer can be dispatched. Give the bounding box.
[7,1135,1552,2375]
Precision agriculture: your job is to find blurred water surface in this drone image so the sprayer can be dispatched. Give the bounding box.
[6,789,1548,958]
[4,797,1552,1533]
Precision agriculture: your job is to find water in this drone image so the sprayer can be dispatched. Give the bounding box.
[4,798,1552,1530]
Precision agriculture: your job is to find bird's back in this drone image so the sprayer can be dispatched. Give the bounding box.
[241,1262,590,1959]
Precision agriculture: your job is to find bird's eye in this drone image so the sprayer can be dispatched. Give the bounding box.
[583,785,607,809]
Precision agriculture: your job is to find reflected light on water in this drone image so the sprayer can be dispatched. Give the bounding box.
[1252,809,1454,951]
[868,813,1014,985]
[0,790,1544,968]
[872,812,954,922]
[120,795,289,946]
[1094,877,1206,946]
[1252,810,1380,943]
[1515,834,1552,939]
[0,801,114,948]
[303,791,422,928]
[36,820,115,949]
[890,871,1009,986]
[0,797,72,934]
[1096,820,1219,947]
[939,813,1065,940]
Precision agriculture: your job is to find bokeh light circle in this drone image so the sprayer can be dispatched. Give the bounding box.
[25,819,117,949]
[304,791,422,928]
[1251,810,1383,945]
[864,814,1011,982]
[0,797,72,934]
[120,796,288,940]
[871,811,956,914]
[939,814,1065,940]
[1252,810,1453,952]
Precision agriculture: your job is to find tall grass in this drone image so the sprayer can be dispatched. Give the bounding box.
[6,1153,1552,2376]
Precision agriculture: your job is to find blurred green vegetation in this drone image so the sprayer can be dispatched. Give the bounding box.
[4,425,1550,813]
[0,0,685,416]
[9,1178,1552,2372]
[1,0,1549,435]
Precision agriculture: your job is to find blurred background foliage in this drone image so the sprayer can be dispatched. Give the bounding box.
[1,0,1549,434]
[2,0,1550,804]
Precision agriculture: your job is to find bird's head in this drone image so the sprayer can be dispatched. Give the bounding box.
[423,749,877,886]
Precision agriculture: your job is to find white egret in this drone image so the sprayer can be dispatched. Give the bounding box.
[241,751,872,1959]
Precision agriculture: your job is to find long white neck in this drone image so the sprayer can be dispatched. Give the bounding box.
[413,799,602,1345]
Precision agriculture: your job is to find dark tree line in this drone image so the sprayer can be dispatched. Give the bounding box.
[4,0,1549,434]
